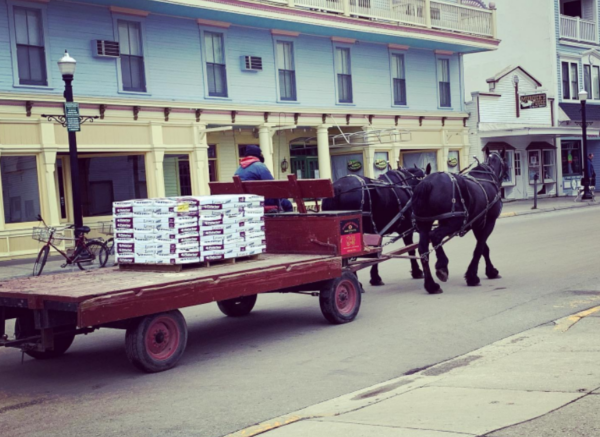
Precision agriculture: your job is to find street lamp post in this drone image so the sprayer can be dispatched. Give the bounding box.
[578,90,593,200]
[42,51,98,236]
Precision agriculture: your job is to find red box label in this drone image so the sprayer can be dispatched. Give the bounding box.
[340,219,361,255]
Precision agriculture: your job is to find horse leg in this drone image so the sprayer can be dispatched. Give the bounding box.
[370,264,385,286]
[483,243,500,279]
[403,234,423,279]
[417,222,442,294]
[429,220,461,283]
[465,221,495,286]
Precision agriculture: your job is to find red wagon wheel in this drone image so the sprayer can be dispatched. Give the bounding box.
[319,272,362,324]
[125,310,188,373]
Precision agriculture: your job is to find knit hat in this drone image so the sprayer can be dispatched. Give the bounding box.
[244,145,262,158]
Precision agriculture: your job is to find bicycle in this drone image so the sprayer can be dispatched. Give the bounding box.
[32,215,110,276]
[98,221,115,265]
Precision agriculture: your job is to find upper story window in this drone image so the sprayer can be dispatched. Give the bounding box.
[391,53,406,106]
[583,64,600,100]
[118,21,146,92]
[437,58,451,108]
[205,32,228,98]
[561,61,579,100]
[335,47,353,104]
[276,41,297,101]
[14,7,47,86]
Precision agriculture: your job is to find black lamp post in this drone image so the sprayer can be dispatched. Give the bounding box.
[578,90,593,200]
[43,51,98,236]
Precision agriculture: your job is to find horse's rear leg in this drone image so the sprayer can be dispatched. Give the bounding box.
[403,234,423,279]
[370,264,384,286]
[465,220,496,286]
[417,222,442,294]
[483,243,500,279]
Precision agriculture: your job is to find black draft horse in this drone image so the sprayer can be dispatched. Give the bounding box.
[412,151,508,294]
[322,165,430,286]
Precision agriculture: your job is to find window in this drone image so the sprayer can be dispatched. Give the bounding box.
[447,150,460,174]
[79,155,147,217]
[277,41,296,101]
[562,62,570,99]
[594,66,600,100]
[335,48,353,103]
[208,145,218,182]
[14,7,47,86]
[571,63,579,100]
[1,156,41,223]
[561,140,583,176]
[163,155,192,197]
[543,150,556,181]
[514,152,522,176]
[585,64,592,97]
[391,54,406,106]
[562,61,580,100]
[118,21,146,92]
[528,150,541,183]
[205,32,227,97]
[438,59,451,108]
[403,152,438,173]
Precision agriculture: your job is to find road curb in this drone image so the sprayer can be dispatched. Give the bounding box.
[499,200,600,219]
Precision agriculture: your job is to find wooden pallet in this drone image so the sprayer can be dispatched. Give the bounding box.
[118,254,263,273]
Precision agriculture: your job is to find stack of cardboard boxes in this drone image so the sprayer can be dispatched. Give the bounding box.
[113,195,266,265]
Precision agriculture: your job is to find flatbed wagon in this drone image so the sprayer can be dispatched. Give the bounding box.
[0,177,415,372]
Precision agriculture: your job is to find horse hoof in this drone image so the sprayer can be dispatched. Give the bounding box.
[465,276,480,286]
[425,283,443,294]
[436,269,449,283]
[370,279,385,286]
[486,269,500,279]
[411,270,424,279]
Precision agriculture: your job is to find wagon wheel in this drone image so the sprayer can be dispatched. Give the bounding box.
[319,272,362,324]
[15,314,76,360]
[125,310,188,373]
[217,295,257,317]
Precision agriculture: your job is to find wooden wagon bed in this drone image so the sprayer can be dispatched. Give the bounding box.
[0,254,341,327]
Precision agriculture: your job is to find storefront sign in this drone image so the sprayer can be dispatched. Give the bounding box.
[64,102,81,132]
[347,160,362,172]
[520,93,547,110]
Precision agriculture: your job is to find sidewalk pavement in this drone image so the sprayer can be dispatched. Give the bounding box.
[229,306,600,437]
[499,195,599,218]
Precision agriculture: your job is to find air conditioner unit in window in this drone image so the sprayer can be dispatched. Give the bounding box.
[92,40,120,58]
[240,56,263,72]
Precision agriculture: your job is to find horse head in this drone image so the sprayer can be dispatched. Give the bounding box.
[485,148,508,186]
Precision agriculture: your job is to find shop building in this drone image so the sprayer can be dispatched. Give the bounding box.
[0,0,498,259]
[464,0,600,198]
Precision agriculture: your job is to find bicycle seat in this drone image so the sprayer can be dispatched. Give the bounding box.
[76,226,91,234]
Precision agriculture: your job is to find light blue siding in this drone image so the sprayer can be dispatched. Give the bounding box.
[0,0,464,113]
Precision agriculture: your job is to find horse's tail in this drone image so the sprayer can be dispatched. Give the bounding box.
[412,179,433,215]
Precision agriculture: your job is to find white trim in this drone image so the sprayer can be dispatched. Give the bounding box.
[199,26,231,99]
[7,1,53,89]
[112,14,151,95]
[560,59,580,101]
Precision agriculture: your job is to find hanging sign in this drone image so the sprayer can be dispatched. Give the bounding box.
[347,160,362,172]
[374,159,388,170]
[520,93,547,110]
[64,102,81,132]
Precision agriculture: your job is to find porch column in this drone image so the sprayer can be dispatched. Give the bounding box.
[191,123,210,195]
[316,125,332,180]
[258,125,275,176]
[39,121,60,226]
[364,147,376,178]
[40,149,60,226]
[148,123,166,198]
[391,145,402,170]
[556,138,564,196]
[424,0,432,28]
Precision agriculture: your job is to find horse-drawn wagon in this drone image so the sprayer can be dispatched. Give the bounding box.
[0,176,414,373]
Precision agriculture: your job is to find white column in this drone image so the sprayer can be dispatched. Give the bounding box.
[148,123,166,198]
[40,149,60,226]
[191,124,210,195]
[391,145,402,170]
[364,147,376,178]
[258,125,275,175]
[425,0,432,28]
[316,125,332,180]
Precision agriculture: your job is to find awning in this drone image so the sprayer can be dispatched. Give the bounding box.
[483,141,516,150]
[559,102,600,122]
[526,141,556,150]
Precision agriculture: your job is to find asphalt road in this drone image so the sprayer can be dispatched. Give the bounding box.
[2,208,600,437]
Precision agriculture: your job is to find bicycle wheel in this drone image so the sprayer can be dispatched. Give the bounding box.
[33,246,50,276]
[77,241,109,271]
[106,238,115,255]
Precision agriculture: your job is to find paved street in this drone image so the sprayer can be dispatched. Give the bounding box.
[1,207,600,437]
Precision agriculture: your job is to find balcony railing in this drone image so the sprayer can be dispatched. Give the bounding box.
[560,15,597,44]
[270,0,496,38]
